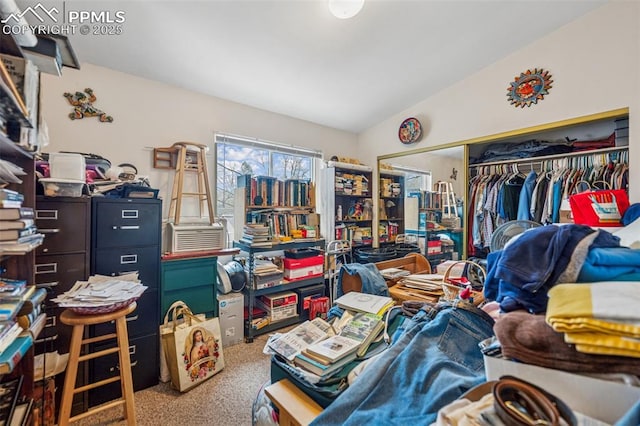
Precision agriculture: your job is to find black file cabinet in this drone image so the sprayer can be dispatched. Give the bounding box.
[89,197,162,407]
[35,196,91,417]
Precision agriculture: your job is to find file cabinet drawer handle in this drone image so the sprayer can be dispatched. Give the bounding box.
[35,263,57,274]
[109,315,139,325]
[36,210,58,220]
[113,225,140,230]
[37,281,59,289]
[120,255,138,264]
[111,360,138,372]
[122,210,138,219]
[39,228,60,234]
[36,334,58,344]
[45,316,57,327]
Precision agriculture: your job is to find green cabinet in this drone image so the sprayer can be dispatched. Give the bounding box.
[160,256,218,318]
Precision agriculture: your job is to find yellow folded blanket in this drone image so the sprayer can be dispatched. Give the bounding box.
[564,332,640,358]
[547,282,640,322]
[551,317,640,338]
[547,282,640,356]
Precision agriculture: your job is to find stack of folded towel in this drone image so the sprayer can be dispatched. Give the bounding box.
[546,282,640,357]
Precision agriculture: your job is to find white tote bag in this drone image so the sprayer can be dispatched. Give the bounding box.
[161,304,225,392]
[159,301,203,383]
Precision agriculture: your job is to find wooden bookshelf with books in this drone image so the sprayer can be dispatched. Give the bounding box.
[379,170,405,244]
[233,174,320,246]
[321,161,374,250]
[0,28,55,426]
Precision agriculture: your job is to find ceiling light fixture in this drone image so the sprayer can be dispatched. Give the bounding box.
[328,0,365,19]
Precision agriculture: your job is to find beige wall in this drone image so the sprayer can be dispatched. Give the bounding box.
[38,0,639,229]
[39,64,358,220]
[359,1,640,201]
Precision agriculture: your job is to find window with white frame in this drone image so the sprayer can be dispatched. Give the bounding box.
[214,133,322,239]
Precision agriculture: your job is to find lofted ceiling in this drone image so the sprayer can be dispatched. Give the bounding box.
[19,0,606,133]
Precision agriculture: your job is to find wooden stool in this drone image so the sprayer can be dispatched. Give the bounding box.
[167,141,215,225]
[58,303,137,425]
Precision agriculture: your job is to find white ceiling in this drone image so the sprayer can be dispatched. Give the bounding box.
[31,0,606,133]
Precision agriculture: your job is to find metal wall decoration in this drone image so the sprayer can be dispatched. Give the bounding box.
[507,68,553,108]
[63,88,114,122]
[399,117,422,144]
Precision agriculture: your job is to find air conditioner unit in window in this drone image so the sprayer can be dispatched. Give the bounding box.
[168,222,225,253]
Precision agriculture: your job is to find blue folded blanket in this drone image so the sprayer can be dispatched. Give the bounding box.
[578,247,640,282]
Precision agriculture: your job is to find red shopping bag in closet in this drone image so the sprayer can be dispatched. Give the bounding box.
[569,189,630,227]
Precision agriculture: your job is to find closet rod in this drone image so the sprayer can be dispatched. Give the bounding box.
[469,145,628,168]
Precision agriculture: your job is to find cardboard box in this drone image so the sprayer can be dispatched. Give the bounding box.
[284,255,324,280]
[427,240,442,254]
[484,354,640,423]
[283,255,324,269]
[258,291,298,311]
[255,300,298,322]
[218,292,244,347]
[284,265,324,280]
[256,291,298,322]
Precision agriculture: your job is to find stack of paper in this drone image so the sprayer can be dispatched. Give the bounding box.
[52,273,146,309]
[400,274,444,291]
[379,267,411,280]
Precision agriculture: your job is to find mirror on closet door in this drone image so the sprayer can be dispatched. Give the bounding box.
[377,144,466,269]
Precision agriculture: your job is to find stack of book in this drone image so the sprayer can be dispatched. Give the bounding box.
[334,291,395,317]
[0,320,22,355]
[268,295,391,379]
[0,189,43,255]
[249,259,283,290]
[0,278,48,376]
[0,278,28,322]
[239,224,272,247]
[293,311,385,377]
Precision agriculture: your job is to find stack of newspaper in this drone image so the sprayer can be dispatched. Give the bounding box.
[52,273,146,309]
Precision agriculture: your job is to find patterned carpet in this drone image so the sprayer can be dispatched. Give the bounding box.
[75,331,273,426]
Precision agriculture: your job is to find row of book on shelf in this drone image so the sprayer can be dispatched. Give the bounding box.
[267,291,394,378]
[335,172,369,196]
[0,276,48,375]
[237,174,314,207]
[239,213,320,248]
[335,224,372,245]
[0,188,44,254]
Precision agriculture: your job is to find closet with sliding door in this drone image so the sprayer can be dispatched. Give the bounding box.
[466,108,629,257]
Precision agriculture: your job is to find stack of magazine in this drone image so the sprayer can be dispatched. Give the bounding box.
[268,292,391,379]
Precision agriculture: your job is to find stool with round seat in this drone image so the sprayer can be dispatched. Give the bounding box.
[58,302,137,425]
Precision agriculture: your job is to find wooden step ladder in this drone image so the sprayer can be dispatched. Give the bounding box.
[168,141,215,225]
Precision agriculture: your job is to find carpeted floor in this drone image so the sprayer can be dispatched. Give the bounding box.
[76,331,273,426]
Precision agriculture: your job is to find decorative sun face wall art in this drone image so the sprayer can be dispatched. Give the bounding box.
[507,68,553,108]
